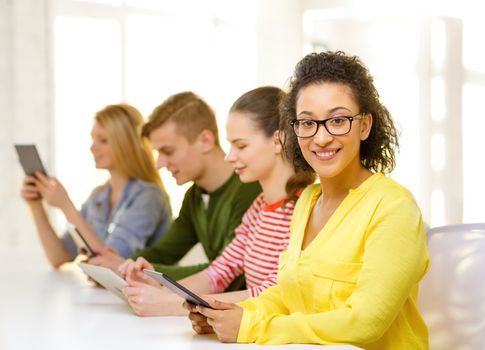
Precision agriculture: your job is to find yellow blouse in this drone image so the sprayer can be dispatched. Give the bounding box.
[237,173,429,349]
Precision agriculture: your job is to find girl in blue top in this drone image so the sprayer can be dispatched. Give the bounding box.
[20,104,172,267]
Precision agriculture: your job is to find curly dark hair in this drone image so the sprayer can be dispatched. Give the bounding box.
[280,51,399,174]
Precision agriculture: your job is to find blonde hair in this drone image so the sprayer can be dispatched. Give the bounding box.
[142,91,220,146]
[95,104,164,189]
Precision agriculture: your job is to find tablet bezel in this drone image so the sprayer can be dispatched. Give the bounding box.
[70,226,97,258]
[143,269,213,309]
[14,144,47,176]
[78,263,128,302]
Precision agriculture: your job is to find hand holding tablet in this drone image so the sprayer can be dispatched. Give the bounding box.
[78,263,128,302]
[143,269,213,309]
[68,226,97,258]
[14,144,47,177]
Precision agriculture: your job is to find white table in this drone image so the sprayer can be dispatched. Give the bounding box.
[0,248,360,350]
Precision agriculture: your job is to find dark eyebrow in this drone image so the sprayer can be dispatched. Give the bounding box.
[297,106,353,118]
[329,106,352,113]
[296,111,313,118]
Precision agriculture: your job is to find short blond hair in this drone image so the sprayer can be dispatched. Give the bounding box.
[142,92,219,146]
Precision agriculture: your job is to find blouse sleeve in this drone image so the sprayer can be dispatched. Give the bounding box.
[237,196,429,345]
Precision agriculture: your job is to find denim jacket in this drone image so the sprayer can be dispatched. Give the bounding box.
[62,179,171,258]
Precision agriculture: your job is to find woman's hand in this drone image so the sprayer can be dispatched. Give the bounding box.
[184,301,214,334]
[20,176,42,204]
[34,172,72,210]
[194,298,243,343]
[118,257,159,287]
[123,280,174,316]
[88,246,125,274]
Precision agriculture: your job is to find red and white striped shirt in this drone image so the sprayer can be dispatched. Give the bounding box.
[204,193,295,297]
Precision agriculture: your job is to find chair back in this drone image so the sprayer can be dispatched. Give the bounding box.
[419,223,485,350]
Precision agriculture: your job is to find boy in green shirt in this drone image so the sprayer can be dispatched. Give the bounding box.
[89,92,261,283]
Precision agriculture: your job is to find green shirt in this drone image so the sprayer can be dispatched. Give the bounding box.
[131,173,261,283]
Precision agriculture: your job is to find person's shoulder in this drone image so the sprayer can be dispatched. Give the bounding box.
[299,183,321,200]
[130,179,160,191]
[126,180,170,205]
[289,183,320,213]
[301,183,321,195]
[86,182,109,201]
[127,179,165,197]
[371,173,415,200]
[367,174,420,214]
[247,192,266,210]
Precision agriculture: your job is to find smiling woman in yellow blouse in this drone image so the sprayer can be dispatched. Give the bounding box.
[186,51,430,350]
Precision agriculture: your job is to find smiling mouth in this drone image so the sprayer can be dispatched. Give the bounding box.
[315,150,337,157]
[313,149,339,160]
[234,166,247,174]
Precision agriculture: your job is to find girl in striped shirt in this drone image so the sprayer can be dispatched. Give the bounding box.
[120,86,315,316]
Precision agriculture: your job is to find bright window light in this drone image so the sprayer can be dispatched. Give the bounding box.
[125,0,207,14]
[54,3,258,217]
[462,83,485,223]
[431,76,446,121]
[213,23,258,151]
[463,20,485,73]
[125,13,215,114]
[54,16,122,210]
[431,189,446,227]
[67,0,123,5]
[430,133,445,172]
[431,18,446,71]
[211,0,257,25]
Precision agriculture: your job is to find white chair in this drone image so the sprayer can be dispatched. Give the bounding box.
[419,223,485,350]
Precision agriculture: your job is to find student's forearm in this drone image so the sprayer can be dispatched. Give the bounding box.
[61,202,105,251]
[207,289,251,303]
[179,273,251,303]
[29,203,71,268]
[178,271,214,295]
[159,292,188,316]
[153,262,211,280]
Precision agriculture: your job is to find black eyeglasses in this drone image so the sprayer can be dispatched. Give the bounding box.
[290,113,365,138]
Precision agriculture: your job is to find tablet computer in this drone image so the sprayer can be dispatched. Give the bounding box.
[69,226,97,258]
[78,263,127,302]
[14,144,47,176]
[143,269,213,309]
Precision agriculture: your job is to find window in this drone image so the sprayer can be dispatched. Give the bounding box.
[54,0,257,219]
[302,4,485,226]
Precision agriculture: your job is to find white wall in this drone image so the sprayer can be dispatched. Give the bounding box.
[1,0,54,246]
[256,0,303,86]
[0,0,303,248]
[2,0,484,249]
[300,0,485,227]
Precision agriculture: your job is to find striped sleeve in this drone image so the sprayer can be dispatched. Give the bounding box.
[246,203,293,297]
[204,195,265,293]
[204,194,295,296]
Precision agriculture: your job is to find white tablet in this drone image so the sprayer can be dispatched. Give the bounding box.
[77,263,127,302]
